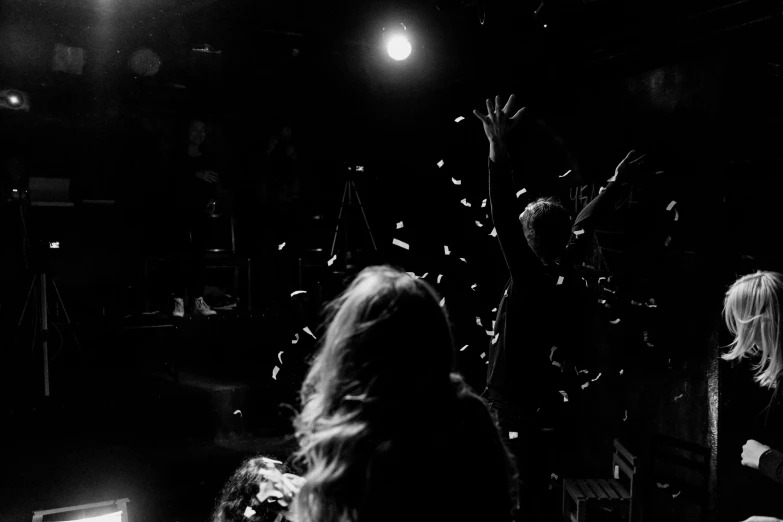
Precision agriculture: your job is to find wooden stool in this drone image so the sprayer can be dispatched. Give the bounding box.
[563,439,637,522]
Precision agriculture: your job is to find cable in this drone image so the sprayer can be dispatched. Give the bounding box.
[49,321,64,362]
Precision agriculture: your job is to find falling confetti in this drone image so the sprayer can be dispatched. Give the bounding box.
[327,255,337,266]
[674,209,680,221]
[422,272,429,278]
[486,330,494,337]
[591,373,602,382]
[455,116,465,122]
[655,170,664,175]
[261,457,282,465]
[631,300,642,306]
[581,382,590,390]
[550,346,558,360]
[396,221,404,229]
[480,352,486,359]
[623,410,628,421]
[509,431,519,439]
[599,186,606,194]
[559,170,572,178]
[559,390,569,402]
[647,298,658,308]
[452,177,462,185]
[516,188,527,198]
[272,366,280,380]
[656,483,670,489]
[278,351,284,364]
[460,344,469,352]
[552,360,562,369]
[557,276,564,285]
[393,238,410,250]
[573,229,585,236]
[476,317,483,326]
[475,221,483,227]
[459,257,467,263]
[440,298,445,307]
[492,320,496,329]
[674,393,684,401]
[278,242,286,250]
[619,369,624,375]
[492,333,500,344]
[492,307,497,312]
[437,160,445,168]
[665,236,672,247]
[303,326,316,339]
[444,245,451,255]
[490,227,498,237]
[437,274,443,283]
[292,333,299,344]
[234,410,242,416]
[244,507,257,518]
[667,201,677,211]
[290,290,307,297]
[461,198,471,207]
[551,473,559,481]
[609,318,621,324]
[481,199,487,208]
[672,491,682,499]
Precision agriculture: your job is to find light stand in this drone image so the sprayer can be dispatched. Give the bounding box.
[329,166,378,271]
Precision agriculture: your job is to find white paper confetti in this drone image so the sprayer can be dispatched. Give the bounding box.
[516,188,527,198]
[290,290,307,297]
[492,307,497,312]
[459,257,467,263]
[476,317,483,327]
[471,284,477,291]
[581,382,590,390]
[509,431,518,439]
[619,369,624,375]
[490,227,498,237]
[392,238,410,250]
[559,390,569,402]
[598,299,606,304]
[552,361,562,369]
[623,410,628,421]
[444,245,451,255]
[609,318,621,324]
[244,506,256,518]
[261,457,282,465]
[452,177,462,185]
[481,199,487,208]
[437,159,445,168]
[665,236,672,247]
[327,255,337,266]
[440,298,445,307]
[292,333,299,344]
[234,410,242,416]
[657,483,670,489]
[672,490,681,499]
[460,344,468,352]
[460,198,471,207]
[647,298,658,308]
[655,170,664,175]
[573,229,585,236]
[559,170,572,178]
[614,465,620,479]
[557,276,564,285]
[475,221,483,227]
[480,352,486,359]
[667,201,677,211]
[591,373,602,382]
[550,346,558,361]
[599,186,606,194]
[303,326,316,339]
[492,333,500,344]
[492,320,496,329]
[437,274,443,283]
[486,330,494,337]
[422,272,429,278]
[272,366,280,380]
[674,393,684,401]
[278,242,286,251]
[396,221,404,229]
[551,473,559,481]
[455,116,465,122]
[674,209,679,221]
[631,300,642,306]
[278,351,284,364]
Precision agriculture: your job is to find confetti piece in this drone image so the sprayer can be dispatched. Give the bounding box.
[292,333,299,344]
[422,272,429,278]
[406,272,417,279]
[509,431,519,439]
[647,298,657,308]
[619,369,624,375]
[578,369,589,375]
[665,236,672,247]
[440,298,445,307]
[327,255,337,266]
[261,457,282,465]
[475,221,483,227]
[290,290,307,297]
[667,200,677,211]
[452,177,462,185]
[244,507,256,518]
[393,238,410,250]
[552,361,562,369]
[278,242,286,250]
[516,188,527,198]
[591,373,602,382]
[674,209,679,221]
[631,300,642,306]
[657,483,670,489]
[303,326,316,339]
[559,390,569,402]
[609,318,621,324]
[234,410,242,416]
[278,351,284,364]
[551,473,559,481]
[437,274,443,283]
[461,198,471,207]
[581,382,590,390]
[481,199,487,208]
[573,229,585,236]
[460,344,468,352]
[444,245,451,255]
[455,116,465,122]
[437,160,444,168]
[504,289,508,297]
[459,257,467,263]
[674,393,684,401]
[557,276,564,285]
[272,366,280,380]
[490,227,497,237]
[476,317,483,327]
[559,170,572,178]
[480,352,486,359]
[550,346,558,361]
[492,307,497,312]
[623,410,628,421]
[599,186,606,194]
[486,330,494,337]
[492,320,496,329]
[672,491,681,499]
[396,221,404,229]
[492,333,500,345]
[614,465,620,479]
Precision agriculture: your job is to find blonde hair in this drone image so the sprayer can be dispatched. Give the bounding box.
[722,271,783,390]
[290,265,514,522]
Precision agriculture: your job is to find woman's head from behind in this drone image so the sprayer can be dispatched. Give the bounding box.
[519,197,572,266]
[723,271,783,389]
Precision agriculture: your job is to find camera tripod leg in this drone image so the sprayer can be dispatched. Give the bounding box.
[349,180,378,251]
[17,275,36,328]
[50,278,85,361]
[330,181,351,258]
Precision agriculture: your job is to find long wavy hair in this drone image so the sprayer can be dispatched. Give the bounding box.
[519,197,572,265]
[722,271,783,390]
[212,456,294,522]
[291,265,515,522]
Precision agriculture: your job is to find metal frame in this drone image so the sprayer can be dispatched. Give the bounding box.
[32,498,130,522]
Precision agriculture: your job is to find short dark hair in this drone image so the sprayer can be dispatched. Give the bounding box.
[519,197,572,263]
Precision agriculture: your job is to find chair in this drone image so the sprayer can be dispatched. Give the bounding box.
[562,439,638,522]
[197,212,251,311]
[645,434,709,522]
[33,498,130,522]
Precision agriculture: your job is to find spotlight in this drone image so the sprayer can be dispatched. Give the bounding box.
[387,35,411,61]
[8,94,20,106]
[0,89,30,111]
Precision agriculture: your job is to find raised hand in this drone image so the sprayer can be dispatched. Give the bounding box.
[196,169,220,184]
[741,439,770,470]
[473,94,526,162]
[610,150,649,185]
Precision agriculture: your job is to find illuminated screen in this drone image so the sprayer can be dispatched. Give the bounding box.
[50,511,122,522]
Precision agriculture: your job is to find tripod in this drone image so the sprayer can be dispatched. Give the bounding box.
[14,201,83,397]
[330,170,378,268]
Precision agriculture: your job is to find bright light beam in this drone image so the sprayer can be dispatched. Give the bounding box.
[387,35,411,61]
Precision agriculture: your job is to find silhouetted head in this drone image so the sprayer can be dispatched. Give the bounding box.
[189,119,207,146]
[723,271,783,390]
[519,197,572,266]
[211,456,294,522]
